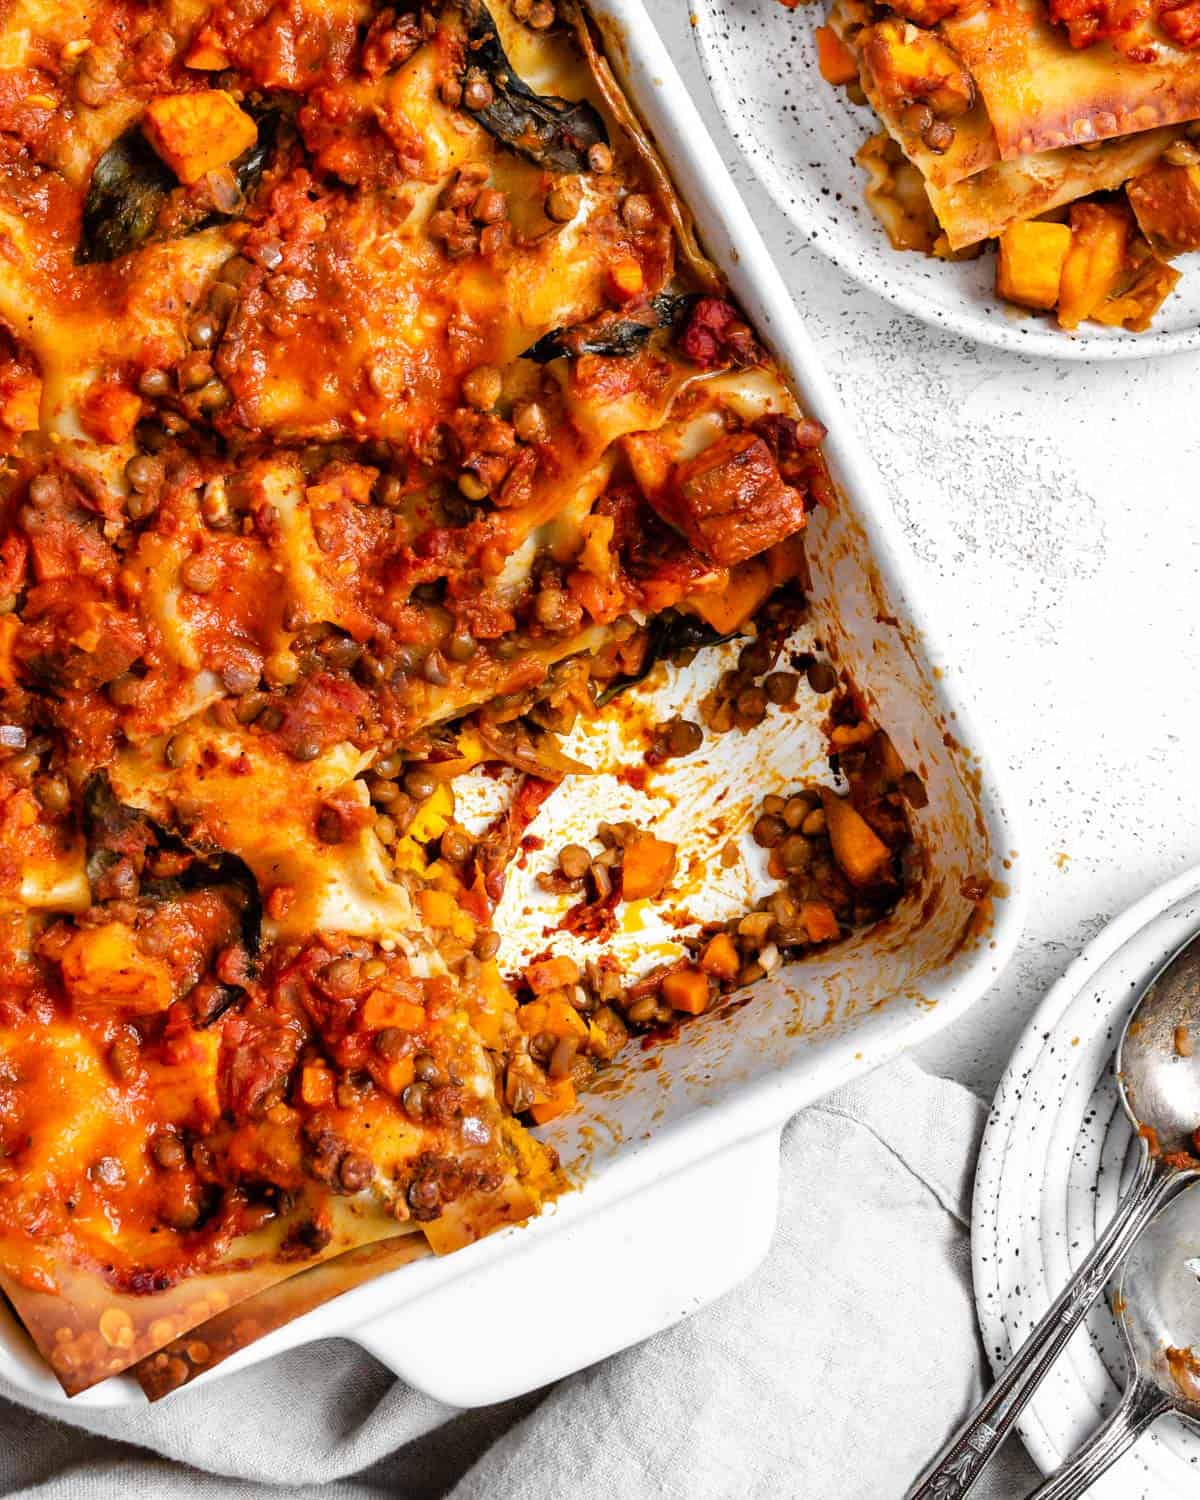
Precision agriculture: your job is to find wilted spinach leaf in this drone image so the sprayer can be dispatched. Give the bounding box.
[594,611,740,708]
[523,294,690,363]
[78,128,176,265]
[461,0,607,173]
[77,110,280,265]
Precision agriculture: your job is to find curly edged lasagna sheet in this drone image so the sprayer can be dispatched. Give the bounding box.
[802,0,1200,331]
[0,0,929,1398]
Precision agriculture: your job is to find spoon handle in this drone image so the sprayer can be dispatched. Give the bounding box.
[906,1147,1177,1500]
[1025,1378,1170,1499]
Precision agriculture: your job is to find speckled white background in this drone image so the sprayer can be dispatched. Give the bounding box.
[660,3,1200,1097]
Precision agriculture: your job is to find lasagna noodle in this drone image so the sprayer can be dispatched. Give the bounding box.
[0,969,548,1393]
[567,1,723,290]
[829,0,1000,188]
[927,125,1178,245]
[5,1119,554,1395]
[135,1232,431,1400]
[941,0,1200,158]
[2,1194,414,1396]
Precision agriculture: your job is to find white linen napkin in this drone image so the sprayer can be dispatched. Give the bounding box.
[0,1058,1041,1499]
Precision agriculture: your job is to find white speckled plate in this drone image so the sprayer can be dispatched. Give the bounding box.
[974,867,1200,1492]
[690,0,1200,360]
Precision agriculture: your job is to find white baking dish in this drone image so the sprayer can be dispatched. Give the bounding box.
[0,0,1024,1412]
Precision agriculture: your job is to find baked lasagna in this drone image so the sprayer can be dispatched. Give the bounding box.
[796,0,1200,330]
[0,0,922,1398]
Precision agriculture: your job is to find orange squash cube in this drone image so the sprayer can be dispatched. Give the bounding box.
[300,1065,335,1107]
[529,1076,576,1124]
[184,30,232,71]
[815,25,859,85]
[378,1055,415,1097]
[1057,203,1130,331]
[361,988,426,1032]
[0,369,41,436]
[995,221,1072,313]
[799,900,841,944]
[608,258,645,301]
[79,380,142,445]
[661,966,711,1015]
[418,887,456,929]
[621,834,677,901]
[60,922,174,1014]
[820,789,893,888]
[687,558,773,635]
[700,932,740,980]
[526,955,580,995]
[142,90,258,184]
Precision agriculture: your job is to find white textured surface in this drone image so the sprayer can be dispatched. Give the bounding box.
[661,2,1200,1096]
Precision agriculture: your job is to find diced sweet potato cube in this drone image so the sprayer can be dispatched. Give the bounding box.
[995,221,1072,312]
[184,29,232,71]
[799,900,841,943]
[0,615,19,689]
[526,955,581,995]
[529,1076,576,1124]
[656,433,807,568]
[60,922,174,1014]
[0,368,41,436]
[686,558,773,635]
[301,1064,335,1106]
[567,566,626,625]
[1057,203,1130,331]
[621,834,677,901]
[518,1000,547,1035]
[361,987,426,1032]
[405,782,454,843]
[1127,161,1200,259]
[820,789,893,888]
[223,1114,304,1188]
[815,26,860,85]
[545,996,588,1038]
[860,19,974,119]
[378,1054,415,1096]
[79,380,142,445]
[700,931,740,980]
[519,995,586,1038]
[142,90,258,185]
[1091,254,1181,333]
[662,966,712,1015]
[147,1028,222,1126]
[608,258,644,301]
[418,888,455,928]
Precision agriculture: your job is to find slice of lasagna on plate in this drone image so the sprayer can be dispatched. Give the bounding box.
[801,0,1200,332]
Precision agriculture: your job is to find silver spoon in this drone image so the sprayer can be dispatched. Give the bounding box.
[908,928,1200,1499]
[1027,1175,1200,1497]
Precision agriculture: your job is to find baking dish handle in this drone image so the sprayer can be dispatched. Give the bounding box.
[350,1127,782,1408]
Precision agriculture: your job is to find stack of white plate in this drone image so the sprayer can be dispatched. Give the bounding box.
[974,869,1200,1493]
